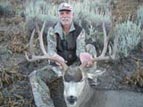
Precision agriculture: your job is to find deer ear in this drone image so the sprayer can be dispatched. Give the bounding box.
[87,73,95,79]
[87,69,106,80]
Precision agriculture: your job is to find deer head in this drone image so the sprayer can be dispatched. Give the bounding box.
[25,21,118,107]
[63,66,93,107]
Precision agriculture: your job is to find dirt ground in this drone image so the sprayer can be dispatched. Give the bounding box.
[0,0,143,107]
[112,0,140,22]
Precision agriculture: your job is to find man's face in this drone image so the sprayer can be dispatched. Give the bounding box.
[59,10,74,26]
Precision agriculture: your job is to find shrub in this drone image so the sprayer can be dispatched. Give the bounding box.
[24,0,58,35]
[0,1,15,17]
[24,0,58,22]
[113,21,141,57]
[137,6,143,29]
[71,0,112,41]
[24,0,112,44]
[24,0,112,36]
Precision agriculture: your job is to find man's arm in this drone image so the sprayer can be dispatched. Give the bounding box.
[76,29,94,67]
[47,27,65,65]
[76,29,86,56]
[47,27,57,55]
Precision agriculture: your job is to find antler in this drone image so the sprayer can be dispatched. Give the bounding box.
[25,22,68,71]
[93,22,118,61]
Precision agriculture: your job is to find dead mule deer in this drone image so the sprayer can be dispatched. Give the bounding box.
[25,22,118,107]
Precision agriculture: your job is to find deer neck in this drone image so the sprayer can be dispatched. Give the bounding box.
[78,78,94,107]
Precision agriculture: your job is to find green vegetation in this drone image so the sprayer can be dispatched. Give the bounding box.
[24,0,112,35]
[71,0,112,38]
[0,1,15,17]
[124,61,143,88]
[24,0,142,58]
[113,21,141,57]
[24,0,58,22]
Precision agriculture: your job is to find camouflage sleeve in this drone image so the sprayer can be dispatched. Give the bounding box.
[47,27,57,56]
[76,29,86,56]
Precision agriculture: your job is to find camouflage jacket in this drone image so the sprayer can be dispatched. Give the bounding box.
[47,22,86,60]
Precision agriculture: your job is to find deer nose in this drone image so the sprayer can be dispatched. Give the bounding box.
[67,96,77,105]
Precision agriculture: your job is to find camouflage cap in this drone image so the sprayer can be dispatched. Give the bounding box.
[58,3,73,11]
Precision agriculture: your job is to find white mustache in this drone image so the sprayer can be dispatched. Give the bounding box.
[61,18,70,21]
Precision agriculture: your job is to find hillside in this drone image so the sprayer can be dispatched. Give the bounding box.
[0,0,143,106]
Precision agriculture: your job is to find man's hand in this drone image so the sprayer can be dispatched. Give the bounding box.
[79,52,93,67]
[51,53,66,68]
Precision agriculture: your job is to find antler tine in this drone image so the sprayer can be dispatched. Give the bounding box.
[93,22,117,62]
[25,22,47,62]
[36,21,47,55]
[25,28,36,61]
[25,27,49,62]
[29,29,36,55]
[25,21,69,70]
[100,22,109,57]
[111,30,118,59]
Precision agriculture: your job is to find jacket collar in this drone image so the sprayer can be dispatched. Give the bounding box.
[54,22,75,39]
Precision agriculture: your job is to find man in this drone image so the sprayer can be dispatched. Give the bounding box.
[47,2,94,67]
[29,2,96,107]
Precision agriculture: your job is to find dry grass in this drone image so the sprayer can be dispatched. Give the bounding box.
[123,60,143,88]
[0,16,29,53]
[0,65,23,88]
[112,0,141,23]
[8,34,28,53]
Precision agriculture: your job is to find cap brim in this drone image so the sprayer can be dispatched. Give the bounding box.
[59,9,72,11]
